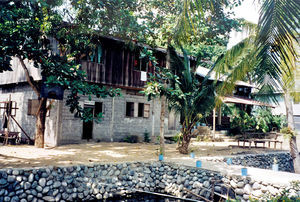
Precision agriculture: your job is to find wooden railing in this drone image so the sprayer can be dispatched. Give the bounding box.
[81,61,147,89]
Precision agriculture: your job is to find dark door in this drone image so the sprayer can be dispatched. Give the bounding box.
[82,106,94,140]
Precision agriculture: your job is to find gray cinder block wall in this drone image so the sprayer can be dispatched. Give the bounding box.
[0,85,180,146]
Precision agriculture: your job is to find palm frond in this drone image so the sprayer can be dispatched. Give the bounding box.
[256,0,300,80]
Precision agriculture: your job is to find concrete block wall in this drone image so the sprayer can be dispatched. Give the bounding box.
[0,84,59,147]
[1,85,180,145]
[59,89,179,144]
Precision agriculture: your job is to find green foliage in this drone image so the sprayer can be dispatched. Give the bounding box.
[142,45,216,153]
[227,106,286,135]
[144,130,151,143]
[123,135,138,143]
[173,132,183,143]
[281,127,297,139]
[0,1,120,123]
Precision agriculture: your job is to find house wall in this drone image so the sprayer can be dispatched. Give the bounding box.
[0,84,59,147]
[0,85,180,145]
[59,89,179,144]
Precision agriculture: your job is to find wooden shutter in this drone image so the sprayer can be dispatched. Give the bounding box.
[27,99,39,115]
[143,104,150,118]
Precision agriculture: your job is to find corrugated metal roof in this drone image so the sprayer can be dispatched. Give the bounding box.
[196,66,257,88]
[0,58,42,85]
[222,96,275,108]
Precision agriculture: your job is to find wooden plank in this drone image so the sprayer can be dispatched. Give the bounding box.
[125,51,129,86]
[130,54,134,86]
[120,49,124,85]
[102,49,106,83]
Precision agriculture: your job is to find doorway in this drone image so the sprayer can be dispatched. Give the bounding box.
[82,105,94,140]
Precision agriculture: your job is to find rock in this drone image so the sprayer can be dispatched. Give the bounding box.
[12,170,19,175]
[230,180,237,189]
[267,185,278,195]
[36,185,43,193]
[46,180,53,186]
[252,190,263,197]
[235,188,244,195]
[11,196,19,202]
[4,196,10,202]
[7,175,16,183]
[96,194,102,199]
[103,192,109,199]
[192,182,202,189]
[252,182,260,190]
[261,185,268,193]
[42,186,50,194]
[0,178,7,185]
[27,195,33,201]
[243,194,249,200]
[214,186,221,193]
[53,182,61,188]
[237,181,244,188]
[203,181,210,188]
[38,178,46,187]
[24,182,31,190]
[243,184,252,195]
[42,196,55,201]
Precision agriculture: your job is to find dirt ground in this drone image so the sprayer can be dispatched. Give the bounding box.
[0,140,285,169]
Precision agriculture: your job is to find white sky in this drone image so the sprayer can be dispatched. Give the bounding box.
[227,0,260,49]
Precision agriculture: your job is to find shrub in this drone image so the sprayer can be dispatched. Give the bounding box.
[123,135,138,143]
[144,130,151,143]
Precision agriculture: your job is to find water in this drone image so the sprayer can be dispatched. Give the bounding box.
[94,193,198,202]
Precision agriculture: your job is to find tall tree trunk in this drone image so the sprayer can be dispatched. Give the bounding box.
[284,90,300,173]
[35,97,47,148]
[178,131,191,154]
[159,95,166,155]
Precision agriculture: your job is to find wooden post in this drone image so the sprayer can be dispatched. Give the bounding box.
[213,108,216,140]
[109,97,115,142]
[217,106,222,126]
[4,95,11,145]
[152,99,155,138]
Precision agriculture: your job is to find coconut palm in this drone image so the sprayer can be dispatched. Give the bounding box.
[211,0,300,172]
[143,46,215,154]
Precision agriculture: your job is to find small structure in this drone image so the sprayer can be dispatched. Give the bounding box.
[195,66,275,135]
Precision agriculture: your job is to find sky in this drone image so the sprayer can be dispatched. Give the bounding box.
[227,0,260,49]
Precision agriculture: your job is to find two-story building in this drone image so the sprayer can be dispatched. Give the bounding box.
[0,36,194,146]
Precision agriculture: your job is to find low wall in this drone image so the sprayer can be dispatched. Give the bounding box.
[0,161,299,202]
[228,152,294,172]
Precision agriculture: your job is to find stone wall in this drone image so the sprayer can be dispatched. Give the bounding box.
[226,152,294,172]
[0,162,299,202]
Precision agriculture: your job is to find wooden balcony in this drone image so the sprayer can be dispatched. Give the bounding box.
[81,61,151,89]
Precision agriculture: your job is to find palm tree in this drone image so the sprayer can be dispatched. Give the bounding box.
[211,0,300,173]
[144,46,215,154]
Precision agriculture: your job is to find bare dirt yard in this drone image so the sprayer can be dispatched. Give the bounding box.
[0,140,286,169]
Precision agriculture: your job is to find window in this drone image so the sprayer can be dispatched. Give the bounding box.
[27,99,39,116]
[126,102,150,118]
[126,102,134,117]
[138,103,144,117]
[94,102,103,117]
[134,51,148,71]
[27,99,50,116]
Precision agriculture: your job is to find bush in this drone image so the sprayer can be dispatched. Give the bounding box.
[228,106,286,135]
[173,132,182,143]
[144,130,151,143]
[123,135,138,143]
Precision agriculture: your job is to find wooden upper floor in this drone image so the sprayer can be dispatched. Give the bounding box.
[0,36,196,90]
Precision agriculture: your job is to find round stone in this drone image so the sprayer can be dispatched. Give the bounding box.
[38,178,46,187]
